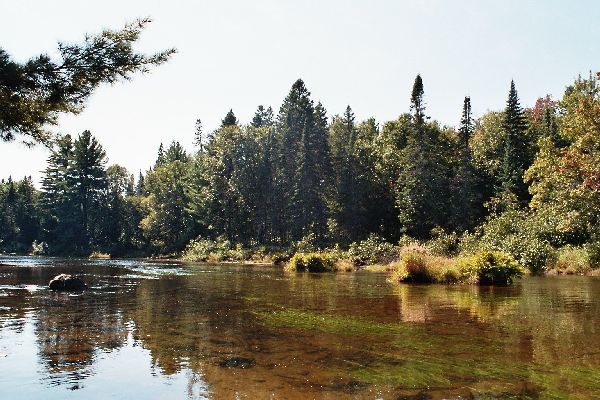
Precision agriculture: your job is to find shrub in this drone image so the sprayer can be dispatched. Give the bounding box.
[183,237,240,262]
[391,250,457,284]
[460,209,555,273]
[286,252,336,272]
[425,230,459,256]
[348,234,399,265]
[549,246,591,275]
[455,251,526,285]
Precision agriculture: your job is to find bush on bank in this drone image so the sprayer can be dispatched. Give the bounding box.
[285,252,337,272]
[391,249,526,285]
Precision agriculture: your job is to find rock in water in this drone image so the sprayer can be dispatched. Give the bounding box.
[49,274,87,291]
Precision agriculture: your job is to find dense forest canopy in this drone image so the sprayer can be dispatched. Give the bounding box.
[1,72,600,273]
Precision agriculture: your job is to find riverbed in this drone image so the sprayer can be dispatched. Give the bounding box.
[0,256,599,399]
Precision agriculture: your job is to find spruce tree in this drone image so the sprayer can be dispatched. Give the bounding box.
[498,80,529,203]
[67,130,107,252]
[396,75,452,238]
[194,119,203,152]
[452,96,481,231]
[221,109,238,127]
[252,105,274,128]
[155,143,166,167]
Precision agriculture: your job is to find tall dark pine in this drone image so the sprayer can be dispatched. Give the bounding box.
[194,119,203,152]
[396,75,451,238]
[276,79,330,243]
[452,96,480,231]
[155,143,166,167]
[499,80,529,203]
[411,74,426,129]
[252,105,274,128]
[67,130,107,252]
[41,134,76,253]
[221,109,238,127]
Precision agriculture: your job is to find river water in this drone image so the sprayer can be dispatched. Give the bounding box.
[0,256,599,399]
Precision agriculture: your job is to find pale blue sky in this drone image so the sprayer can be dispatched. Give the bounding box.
[1,0,598,184]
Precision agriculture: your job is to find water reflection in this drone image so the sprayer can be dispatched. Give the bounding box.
[1,256,600,398]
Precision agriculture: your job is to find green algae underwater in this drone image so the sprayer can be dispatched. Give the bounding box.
[1,256,600,399]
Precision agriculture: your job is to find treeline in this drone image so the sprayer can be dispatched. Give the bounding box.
[1,74,599,272]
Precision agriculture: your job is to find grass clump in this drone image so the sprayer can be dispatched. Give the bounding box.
[391,249,525,285]
[455,250,526,285]
[285,252,336,272]
[391,250,458,284]
[89,251,110,259]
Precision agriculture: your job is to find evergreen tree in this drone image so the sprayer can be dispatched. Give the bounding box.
[41,134,77,253]
[194,119,203,152]
[396,75,452,238]
[136,171,145,195]
[155,143,166,167]
[252,105,274,128]
[276,79,330,243]
[67,130,107,252]
[164,141,189,163]
[0,18,174,145]
[451,96,481,231]
[498,80,529,203]
[221,109,238,127]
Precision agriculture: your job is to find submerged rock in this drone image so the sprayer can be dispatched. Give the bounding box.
[48,274,87,291]
[217,357,256,369]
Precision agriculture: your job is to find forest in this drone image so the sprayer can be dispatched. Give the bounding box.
[1,72,600,275]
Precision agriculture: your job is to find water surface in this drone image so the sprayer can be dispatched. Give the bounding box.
[1,256,599,399]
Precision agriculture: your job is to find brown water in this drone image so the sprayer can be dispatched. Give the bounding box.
[0,256,599,399]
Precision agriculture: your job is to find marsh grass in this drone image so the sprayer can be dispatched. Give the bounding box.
[390,250,525,285]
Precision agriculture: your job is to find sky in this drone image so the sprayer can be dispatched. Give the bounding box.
[1,0,598,185]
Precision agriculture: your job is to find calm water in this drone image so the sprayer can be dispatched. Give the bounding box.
[1,256,600,399]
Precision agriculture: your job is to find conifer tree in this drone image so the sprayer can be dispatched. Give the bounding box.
[155,143,166,167]
[498,80,529,203]
[221,109,238,127]
[67,130,107,251]
[252,105,274,128]
[396,75,452,238]
[452,96,481,231]
[194,119,204,152]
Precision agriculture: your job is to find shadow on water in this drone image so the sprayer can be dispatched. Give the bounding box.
[1,255,600,399]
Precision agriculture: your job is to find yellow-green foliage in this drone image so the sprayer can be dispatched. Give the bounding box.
[391,250,458,284]
[391,250,525,286]
[455,251,526,285]
[89,251,110,259]
[548,246,591,275]
[286,252,336,272]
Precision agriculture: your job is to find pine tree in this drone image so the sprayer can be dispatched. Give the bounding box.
[194,119,204,152]
[136,171,145,195]
[276,79,330,243]
[155,143,166,167]
[396,75,452,238]
[411,74,426,128]
[452,96,481,231]
[41,134,76,253]
[67,130,107,252]
[498,80,529,203]
[221,109,238,127]
[252,105,274,128]
[165,141,188,163]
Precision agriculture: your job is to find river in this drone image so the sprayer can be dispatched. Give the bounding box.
[0,256,599,399]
